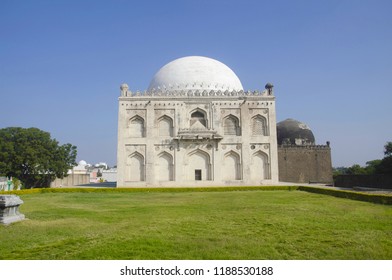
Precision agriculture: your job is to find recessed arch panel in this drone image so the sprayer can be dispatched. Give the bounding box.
[187,149,211,180]
[251,115,268,136]
[223,114,240,136]
[128,115,145,137]
[126,152,145,181]
[251,151,269,181]
[158,115,173,137]
[190,108,207,128]
[157,151,174,181]
[223,150,241,180]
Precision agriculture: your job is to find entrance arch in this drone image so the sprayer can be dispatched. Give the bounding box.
[187,149,211,181]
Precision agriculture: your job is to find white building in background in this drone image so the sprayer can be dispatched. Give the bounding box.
[51,160,90,187]
[73,160,89,174]
[102,168,117,182]
[117,56,279,187]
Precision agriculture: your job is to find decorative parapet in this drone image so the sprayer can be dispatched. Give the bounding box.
[120,88,273,98]
[278,144,331,150]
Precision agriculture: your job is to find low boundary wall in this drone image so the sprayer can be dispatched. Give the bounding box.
[334,174,392,189]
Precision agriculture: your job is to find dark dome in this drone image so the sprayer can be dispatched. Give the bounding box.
[277,118,315,145]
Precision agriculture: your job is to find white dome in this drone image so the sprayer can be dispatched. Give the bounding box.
[147,56,243,92]
[78,160,87,166]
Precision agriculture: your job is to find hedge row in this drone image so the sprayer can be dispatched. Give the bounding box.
[1,185,391,205]
[0,185,299,195]
[298,186,392,205]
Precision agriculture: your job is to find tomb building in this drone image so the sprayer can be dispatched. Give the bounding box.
[117,56,279,187]
[277,118,333,184]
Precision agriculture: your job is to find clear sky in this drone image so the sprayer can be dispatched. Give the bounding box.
[1,0,391,168]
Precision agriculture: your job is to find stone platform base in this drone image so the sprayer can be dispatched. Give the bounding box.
[0,195,25,225]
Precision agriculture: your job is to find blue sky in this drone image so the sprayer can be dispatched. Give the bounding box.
[1,0,391,167]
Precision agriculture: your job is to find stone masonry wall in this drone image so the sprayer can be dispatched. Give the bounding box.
[278,145,333,184]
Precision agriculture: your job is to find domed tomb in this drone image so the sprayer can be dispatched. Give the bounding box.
[147,56,243,92]
[117,55,280,187]
[277,118,315,146]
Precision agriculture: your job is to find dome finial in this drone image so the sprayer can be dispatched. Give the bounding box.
[265,83,274,95]
[120,83,129,96]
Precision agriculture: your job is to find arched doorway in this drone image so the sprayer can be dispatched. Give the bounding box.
[187,150,211,181]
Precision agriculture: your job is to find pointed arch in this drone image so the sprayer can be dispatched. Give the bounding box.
[223,114,240,136]
[157,151,174,181]
[251,151,270,181]
[126,152,145,181]
[223,150,241,180]
[187,149,211,180]
[128,115,145,137]
[158,115,173,137]
[190,108,208,128]
[251,115,268,136]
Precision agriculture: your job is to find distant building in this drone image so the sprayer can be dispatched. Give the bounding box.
[102,168,117,182]
[51,160,90,187]
[277,119,333,184]
[117,56,279,187]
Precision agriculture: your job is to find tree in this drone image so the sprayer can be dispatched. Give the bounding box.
[376,141,392,174]
[364,160,382,174]
[384,142,392,157]
[346,164,368,175]
[333,160,381,176]
[0,127,77,188]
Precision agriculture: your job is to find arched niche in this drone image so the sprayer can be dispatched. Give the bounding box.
[251,151,270,181]
[158,115,173,137]
[126,152,145,181]
[157,151,174,181]
[223,150,241,180]
[223,114,240,136]
[190,108,208,128]
[128,115,145,137]
[251,115,268,136]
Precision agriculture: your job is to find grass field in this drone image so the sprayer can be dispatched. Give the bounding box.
[1,189,391,260]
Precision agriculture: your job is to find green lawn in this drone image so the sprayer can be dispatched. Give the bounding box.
[1,189,391,259]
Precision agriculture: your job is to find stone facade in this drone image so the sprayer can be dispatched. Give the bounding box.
[117,88,279,187]
[278,144,333,184]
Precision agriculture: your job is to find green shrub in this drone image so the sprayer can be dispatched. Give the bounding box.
[298,186,392,205]
[1,185,299,195]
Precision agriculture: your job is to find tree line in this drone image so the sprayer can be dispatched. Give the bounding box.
[333,142,392,176]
